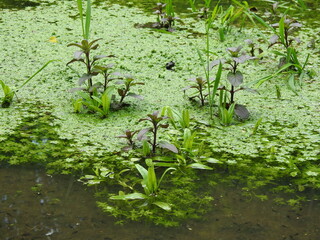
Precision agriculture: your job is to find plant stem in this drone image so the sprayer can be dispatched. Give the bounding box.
[230,85,235,105]
[152,123,157,154]
[85,52,93,93]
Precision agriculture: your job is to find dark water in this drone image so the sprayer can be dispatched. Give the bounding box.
[1,167,319,240]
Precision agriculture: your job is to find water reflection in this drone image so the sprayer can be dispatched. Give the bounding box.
[0,167,319,240]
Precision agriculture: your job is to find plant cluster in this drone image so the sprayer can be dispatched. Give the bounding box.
[152,1,179,31]
[67,1,144,118]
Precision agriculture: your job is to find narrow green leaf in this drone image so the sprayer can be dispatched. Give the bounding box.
[20,60,59,88]
[85,0,91,40]
[77,0,85,39]
[279,17,285,46]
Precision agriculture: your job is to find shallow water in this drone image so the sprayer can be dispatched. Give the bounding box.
[1,167,319,240]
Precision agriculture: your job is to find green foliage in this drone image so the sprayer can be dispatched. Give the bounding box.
[109,159,175,212]
[67,38,115,94]
[254,16,312,92]
[219,103,235,126]
[115,75,144,104]
[152,2,179,31]
[76,0,91,40]
[185,10,223,120]
[98,169,214,226]
[76,87,114,118]
[0,60,57,108]
[0,80,14,108]
[138,111,178,154]
[0,103,80,171]
[212,46,257,121]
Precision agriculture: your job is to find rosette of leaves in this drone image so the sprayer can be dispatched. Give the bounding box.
[67,39,115,95]
[211,46,258,121]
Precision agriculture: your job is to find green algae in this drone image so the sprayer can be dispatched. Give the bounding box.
[0,0,320,226]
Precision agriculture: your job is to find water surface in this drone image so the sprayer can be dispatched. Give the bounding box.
[1,167,319,240]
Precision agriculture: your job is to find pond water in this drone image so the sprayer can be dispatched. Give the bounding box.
[1,167,319,240]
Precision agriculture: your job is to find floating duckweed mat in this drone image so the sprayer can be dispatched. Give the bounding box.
[0,0,319,226]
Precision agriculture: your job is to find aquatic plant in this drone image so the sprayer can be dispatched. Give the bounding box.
[110,159,175,212]
[92,63,121,91]
[183,77,208,106]
[67,38,115,95]
[116,129,139,151]
[76,86,114,118]
[218,102,235,125]
[244,39,263,57]
[184,8,222,120]
[152,1,179,31]
[254,16,310,92]
[161,106,190,130]
[211,45,257,120]
[115,75,144,104]
[77,0,91,40]
[0,60,57,108]
[0,81,14,108]
[138,111,178,154]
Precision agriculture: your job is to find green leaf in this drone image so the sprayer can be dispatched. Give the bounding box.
[20,60,59,88]
[279,17,285,46]
[110,192,147,200]
[77,0,85,39]
[153,201,171,211]
[188,163,213,170]
[85,0,91,40]
[146,163,157,194]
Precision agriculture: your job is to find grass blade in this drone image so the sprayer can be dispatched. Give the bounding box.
[20,60,59,88]
[77,0,85,39]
